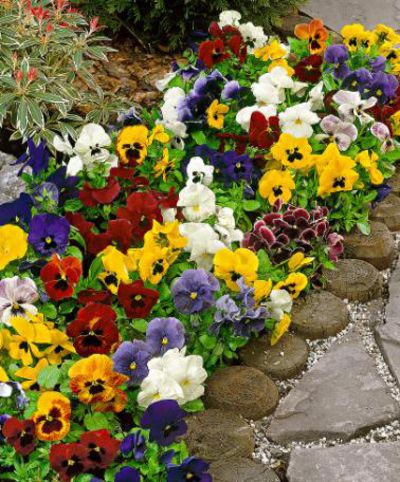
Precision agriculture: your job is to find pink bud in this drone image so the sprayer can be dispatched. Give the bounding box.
[14,70,23,83]
[27,67,38,82]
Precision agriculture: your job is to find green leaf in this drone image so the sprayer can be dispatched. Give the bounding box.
[40,303,58,319]
[35,92,68,105]
[37,365,60,389]
[88,257,104,283]
[84,412,109,431]
[26,98,44,128]
[16,99,28,134]
[191,130,207,145]
[183,399,204,413]
[357,221,371,235]
[242,200,261,212]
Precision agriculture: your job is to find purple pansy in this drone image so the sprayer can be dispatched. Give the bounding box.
[198,146,253,184]
[140,399,187,447]
[367,71,399,104]
[342,68,372,94]
[146,317,185,355]
[0,193,33,226]
[28,213,70,256]
[13,138,49,176]
[210,295,240,335]
[324,45,350,79]
[370,55,386,72]
[316,114,358,151]
[221,80,242,99]
[167,457,211,482]
[171,269,220,314]
[115,467,141,482]
[120,431,146,460]
[33,182,59,207]
[113,341,152,385]
[46,166,80,204]
[233,306,268,338]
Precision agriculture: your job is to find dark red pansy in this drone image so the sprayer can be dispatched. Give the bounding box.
[117,191,163,243]
[65,212,94,236]
[80,429,120,468]
[106,219,134,253]
[66,303,119,357]
[65,212,112,255]
[40,255,82,301]
[50,442,90,482]
[79,178,121,207]
[294,54,323,83]
[249,112,280,149]
[77,289,113,305]
[3,418,36,456]
[199,38,230,69]
[118,280,159,319]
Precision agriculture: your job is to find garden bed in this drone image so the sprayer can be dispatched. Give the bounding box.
[1,6,400,482]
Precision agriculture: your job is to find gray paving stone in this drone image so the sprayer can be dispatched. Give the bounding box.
[210,457,280,482]
[266,332,400,443]
[375,257,400,385]
[287,442,400,482]
[302,0,400,32]
[0,152,24,204]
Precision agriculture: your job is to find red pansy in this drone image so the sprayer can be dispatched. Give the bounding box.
[199,38,230,69]
[80,429,120,468]
[118,280,160,319]
[117,191,163,243]
[40,255,82,301]
[66,303,119,357]
[106,219,134,253]
[294,54,323,83]
[66,213,112,255]
[79,178,121,207]
[208,22,247,63]
[77,288,113,305]
[3,417,36,456]
[249,112,281,149]
[50,442,90,482]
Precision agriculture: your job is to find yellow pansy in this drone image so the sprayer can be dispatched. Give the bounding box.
[33,391,71,441]
[44,329,76,365]
[0,224,28,271]
[98,246,133,294]
[274,272,308,299]
[271,133,312,170]
[341,24,377,52]
[0,365,8,382]
[8,316,52,366]
[268,58,294,76]
[143,220,187,251]
[15,358,48,390]
[374,24,400,43]
[271,313,292,346]
[259,169,295,205]
[154,147,175,181]
[317,149,359,197]
[313,143,355,175]
[254,40,287,61]
[148,124,170,145]
[254,279,273,305]
[116,125,149,164]
[138,246,171,284]
[207,100,229,129]
[390,110,400,136]
[356,150,384,185]
[213,247,259,291]
[288,252,314,271]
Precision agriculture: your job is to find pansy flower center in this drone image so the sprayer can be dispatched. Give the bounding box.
[273,185,283,196]
[161,336,169,345]
[332,176,346,188]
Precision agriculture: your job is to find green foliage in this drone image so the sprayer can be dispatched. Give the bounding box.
[0,0,124,144]
[71,0,305,49]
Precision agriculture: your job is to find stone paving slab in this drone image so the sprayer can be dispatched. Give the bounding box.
[302,0,400,32]
[287,442,400,482]
[266,332,400,443]
[0,151,24,204]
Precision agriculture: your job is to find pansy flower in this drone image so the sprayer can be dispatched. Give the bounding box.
[0,224,28,271]
[340,24,376,52]
[66,303,119,357]
[79,177,121,207]
[40,255,82,301]
[98,246,133,294]
[44,328,76,365]
[271,313,292,345]
[0,276,38,326]
[167,457,211,482]
[50,442,90,482]
[213,247,258,291]
[116,125,149,165]
[33,391,71,441]
[254,39,288,61]
[324,45,350,79]
[154,147,176,181]
[136,246,172,285]
[259,169,295,204]
[315,114,358,151]
[356,150,384,185]
[80,429,120,469]
[120,430,146,460]
[2,417,36,455]
[140,399,187,446]
[294,54,322,83]
[13,138,49,175]
[294,18,328,54]
[0,193,33,226]
[118,281,159,319]
[14,358,48,390]
[198,38,230,68]
[146,317,185,355]
[28,214,70,256]
[249,112,280,149]
[46,166,80,205]
[143,219,187,252]
[271,133,312,170]
[206,100,229,129]
[115,467,141,482]
[274,272,308,299]
[68,354,129,412]
[77,288,113,305]
[113,340,152,385]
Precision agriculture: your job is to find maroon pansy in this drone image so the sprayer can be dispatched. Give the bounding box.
[118,280,159,319]
[294,54,323,83]
[249,112,280,149]
[2,417,36,456]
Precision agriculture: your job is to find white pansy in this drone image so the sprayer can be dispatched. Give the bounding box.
[52,134,73,155]
[279,102,320,138]
[186,157,214,186]
[138,348,207,407]
[161,207,177,223]
[0,276,39,326]
[177,183,216,222]
[266,289,293,321]
[292,81,309,97]
[332,90,377,125]
[0,383,13,398]
[251,67,294,105]
[218,10,241,27]
[61,123,117,176]
[214,207,243,246]
[308,81,324,111]
[159,87,188,139]
[179,223,225,270]
[238,22,268,52]
[236,104,277,132]
[155,71,178,91]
